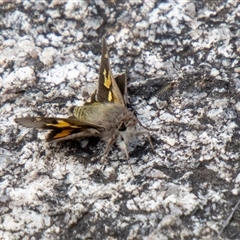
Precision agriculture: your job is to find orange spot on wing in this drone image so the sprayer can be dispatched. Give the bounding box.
[103,69,111,89]
[53,129,73,139]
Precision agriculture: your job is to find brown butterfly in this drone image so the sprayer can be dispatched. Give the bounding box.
[15,37,155,176]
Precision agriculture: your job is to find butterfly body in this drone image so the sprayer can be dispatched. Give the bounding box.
[73,102,138,145]
[15,37,143,165]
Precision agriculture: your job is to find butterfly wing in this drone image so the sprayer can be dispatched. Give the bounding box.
[96,37,125,105]
[114,72,128,106]
[15,117,104,142]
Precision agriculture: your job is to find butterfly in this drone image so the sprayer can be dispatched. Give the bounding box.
[15,37,155,176]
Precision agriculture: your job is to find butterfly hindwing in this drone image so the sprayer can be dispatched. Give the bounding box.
[114,72,128,106]
[46,128,102,142]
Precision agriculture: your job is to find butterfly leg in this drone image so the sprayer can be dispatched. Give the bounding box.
[119,141,135,177]
[100,137,135,177]
[100,137,115,168]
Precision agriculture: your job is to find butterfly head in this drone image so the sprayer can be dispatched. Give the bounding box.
[116,111,138,145]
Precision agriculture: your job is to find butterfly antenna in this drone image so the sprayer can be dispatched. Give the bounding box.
[138,119,159,132]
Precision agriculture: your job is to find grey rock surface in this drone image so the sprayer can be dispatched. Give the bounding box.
[0,1,240,239]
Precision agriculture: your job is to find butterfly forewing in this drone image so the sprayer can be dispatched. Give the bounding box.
[97,37,125,105]
[15,117,104,142]
[15,117,104,129]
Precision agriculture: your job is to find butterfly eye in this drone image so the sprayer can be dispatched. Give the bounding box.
[118,121,126,131]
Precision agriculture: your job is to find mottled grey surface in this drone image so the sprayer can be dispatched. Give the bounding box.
[1,1,240,239]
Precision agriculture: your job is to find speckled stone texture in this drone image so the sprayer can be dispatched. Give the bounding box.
[1,1,240,239]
